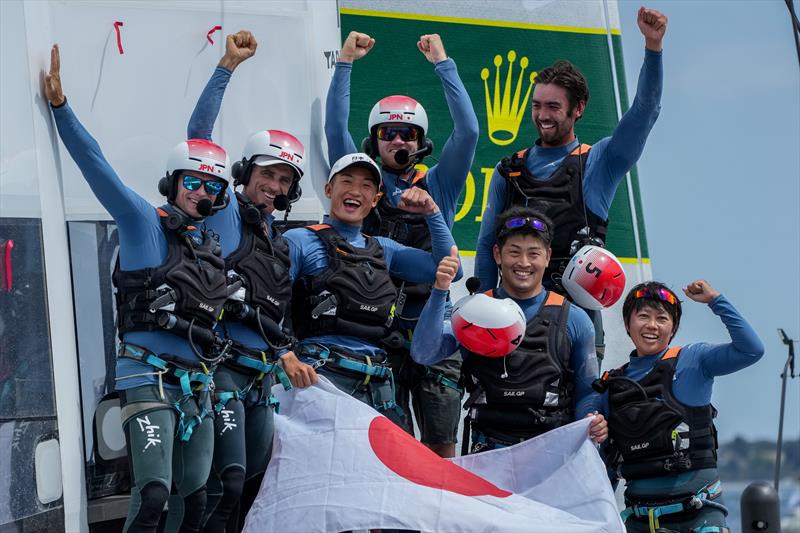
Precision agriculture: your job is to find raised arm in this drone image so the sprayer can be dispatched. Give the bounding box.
[475,167,507,290]
[681,280,765,377]
[419,35,479,228]
[589,7,665,215]
[45,45,152,223]
[324,31,373,164]
[410,251,461,366]
[568,306,601,419]
[187,31,256,140]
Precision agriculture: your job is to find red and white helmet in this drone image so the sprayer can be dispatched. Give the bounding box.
[451,293,526,357]
[368,95,428,136]
[562,245,627,310]
[166,139,230,181]
[242,130,305,179]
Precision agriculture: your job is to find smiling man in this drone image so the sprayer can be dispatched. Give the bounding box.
[475,6,668,366]
[284,153,461,425]
[185,31,319,532]
[411,206,607,454]
[593,281,763,532]
[325,30,478,458]
[46,44,231,533]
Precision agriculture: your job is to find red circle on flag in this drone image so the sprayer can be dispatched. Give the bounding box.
[368,416,511,498]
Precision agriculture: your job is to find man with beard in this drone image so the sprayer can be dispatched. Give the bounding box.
[474,6,668,365]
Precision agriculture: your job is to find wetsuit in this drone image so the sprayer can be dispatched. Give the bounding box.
[325,58,478,445]
[410,286,599,453]
[52,102,220,533]
[187,66,290,533]
[596,295,764,532]
[284,213,459,424]
[474,49,663,362]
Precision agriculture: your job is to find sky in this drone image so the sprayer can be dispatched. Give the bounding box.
[617,0,800,444]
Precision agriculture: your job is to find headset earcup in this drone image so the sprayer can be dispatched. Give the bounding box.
[360,136,374,157]
[164,211,184,231]
[422,137,434,157]
[232,159,250,187]
[288,182,302,204]
[158,174,173,198]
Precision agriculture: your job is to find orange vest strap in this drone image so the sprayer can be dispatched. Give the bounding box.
[544,291,566,306]
[661,346,682,360]
[570,143,592,156]
[306,224,331,231]
[411,169,428,186]
[483,289,494,297]
[515,149,527,158]
[156,208,169,217]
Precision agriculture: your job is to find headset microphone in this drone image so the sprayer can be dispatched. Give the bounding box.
[273,194,289,212]
[465,276,481,295]
[394,142,433,166]
[196,199,213,217]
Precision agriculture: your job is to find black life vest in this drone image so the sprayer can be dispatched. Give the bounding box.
[461,290,574,442]
[114,207,228,336]
[498,144,608,283]
[601,347,718,480]
[291,224,397,342]
[362,170,432,312]
[224,200,291,331]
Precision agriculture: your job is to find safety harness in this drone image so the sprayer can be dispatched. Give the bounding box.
[620,479,729,533]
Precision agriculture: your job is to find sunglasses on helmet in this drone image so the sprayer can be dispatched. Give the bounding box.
[182,175,226,195]
[376,125,419,142]
[632,287,678,306]
[503,216,549,233]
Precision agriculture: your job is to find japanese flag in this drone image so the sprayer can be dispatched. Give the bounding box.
[243,378,622,532]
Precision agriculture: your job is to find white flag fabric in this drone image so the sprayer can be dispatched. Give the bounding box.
[243,378,623,533]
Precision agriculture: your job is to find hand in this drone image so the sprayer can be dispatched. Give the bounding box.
[417,34,447,63]
[339,31,374,63]
[587,413,608,444]
[682,279,720,304]
[637,6,667,51]
[218,31,257,71]
[434,246,460,291]
[44,44,65,107]
[398,186,439,215]
[280,351,318,388]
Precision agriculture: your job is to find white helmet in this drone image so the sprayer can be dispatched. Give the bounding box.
[368,95,428,136]
[237,130,305,184]
[451,293,526,357]
[562,245,626,310]
[165,139,230,182]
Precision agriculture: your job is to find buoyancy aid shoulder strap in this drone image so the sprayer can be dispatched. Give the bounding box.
[543,291,566,307]
[306,223,331,232]
[497,148,530,179]
[569,143,592,157]
[661,346,682,360]
[411,169,428,186]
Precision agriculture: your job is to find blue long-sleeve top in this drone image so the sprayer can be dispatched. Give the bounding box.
[475,49,663,291]
[51,102,221,390]
[284,213,461,358]
[186,65,283,354]
[411,286,600,418]
[598,294,764,492]
[324,59,479,229]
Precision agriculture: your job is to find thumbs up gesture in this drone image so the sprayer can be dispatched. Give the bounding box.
[434,246,461,291]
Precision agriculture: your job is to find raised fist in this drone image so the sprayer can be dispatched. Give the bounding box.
[417,34,447,63]
[219,30,257,71]
[637,7,667,51]
[339,31,375,63]
[398,186,439,215]
[682,279,720,304]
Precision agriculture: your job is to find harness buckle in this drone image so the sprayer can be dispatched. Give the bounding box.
[311,295,337,319]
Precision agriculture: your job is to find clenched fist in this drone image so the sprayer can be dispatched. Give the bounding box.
[339,31,375,63]
[219,30,257,71]
[638,6,667,51]
[398,186,439,215]
[417,34,447,63]
[682,279,720,304]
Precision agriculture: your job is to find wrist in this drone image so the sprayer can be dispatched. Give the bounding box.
[338,52,354,63]
[217,56,241,71]
[433,281,451,291]
[644,39,663,52]
[50,95,67,108]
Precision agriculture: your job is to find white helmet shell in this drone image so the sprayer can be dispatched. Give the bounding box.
[368,95,428,136]
[166,139,230,182]
[242,130,305,179]
[562,245,626,310]
[451,293,526,358]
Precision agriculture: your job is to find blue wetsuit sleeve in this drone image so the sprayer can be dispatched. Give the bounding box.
[475,167,506,290]
[694,295,765,378]
[51,102,155,224]
[283,229,307,282]
[410,288,459,365]
[187,67,232,140]
[568,305,601,418]
[324,62,359,164]
[378,211,460,283]
[587,49,663,216]
[424,59,479,228]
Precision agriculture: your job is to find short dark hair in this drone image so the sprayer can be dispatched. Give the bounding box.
[495,206,553,248]
[622,281,683,335]
[534,60,590,119]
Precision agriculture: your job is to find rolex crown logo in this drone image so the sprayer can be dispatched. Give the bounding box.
[481,51,537,146]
